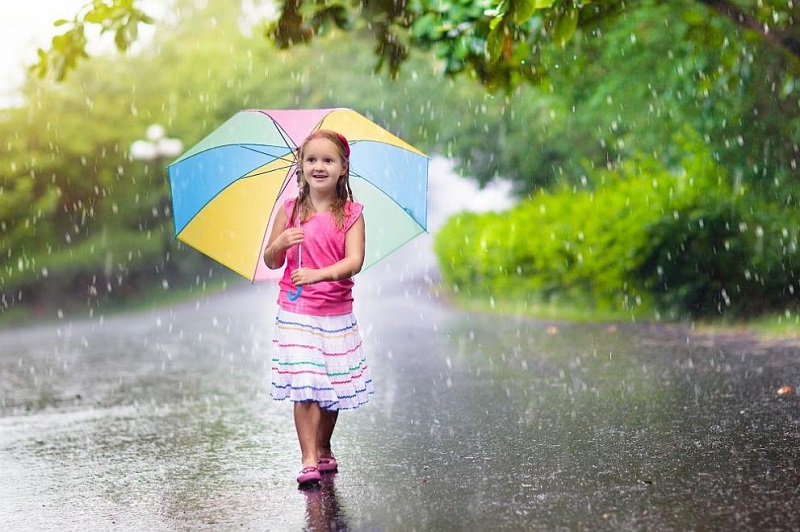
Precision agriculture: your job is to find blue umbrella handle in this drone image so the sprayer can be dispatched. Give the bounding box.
[287,244,302,301]
[287,286,303,301]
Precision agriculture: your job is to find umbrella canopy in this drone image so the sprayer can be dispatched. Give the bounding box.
[167,108,429,281]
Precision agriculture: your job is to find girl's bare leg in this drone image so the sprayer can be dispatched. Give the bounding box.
[318,409,339,457]
[294,402,321,468]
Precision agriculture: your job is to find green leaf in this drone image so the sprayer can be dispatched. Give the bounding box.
[114,27,128,50]
[552,7,578,46]
[453,35,471,60]
[410,13,439,39]
[84,5,111,24]
[487,22,506,63]
[496,0,510,17]
[489,13,505,31]
[510,0,540,24]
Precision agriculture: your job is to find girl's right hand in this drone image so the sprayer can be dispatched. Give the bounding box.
[276,228,304,251]
[264,208,301,269]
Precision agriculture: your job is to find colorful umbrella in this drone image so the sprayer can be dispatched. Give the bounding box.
[166,108,429,281]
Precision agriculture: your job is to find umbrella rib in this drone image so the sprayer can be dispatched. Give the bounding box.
[244,162,295,178]
[238,145,295,162]
[350,170,430,231]
[348,139,430,159]
[247,114,300,282]
[167,143,296,168]
[260,110,300,154]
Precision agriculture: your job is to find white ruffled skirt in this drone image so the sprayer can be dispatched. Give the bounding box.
[270,308,373,411]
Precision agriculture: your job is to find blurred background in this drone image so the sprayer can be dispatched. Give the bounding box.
[1,0,799,329]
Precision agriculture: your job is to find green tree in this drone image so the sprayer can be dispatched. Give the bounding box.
[39,1,799,202]
[37,1,800,89]
[2,1,284,310]
[437,1,800,198]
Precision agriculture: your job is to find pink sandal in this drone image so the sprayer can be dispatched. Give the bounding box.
[297,466,321,486]
[317,454,338,473]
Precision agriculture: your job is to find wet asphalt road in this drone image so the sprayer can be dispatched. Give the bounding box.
[2,233,800,531]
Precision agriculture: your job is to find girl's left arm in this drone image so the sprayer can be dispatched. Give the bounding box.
[291,214,365,285]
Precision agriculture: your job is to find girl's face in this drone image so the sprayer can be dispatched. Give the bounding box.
[300,138,347,196]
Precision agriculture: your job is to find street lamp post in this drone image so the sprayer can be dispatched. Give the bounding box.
[129,124,185,284]
[129,123,184,220]
[129,123,184,225]
[130,124,184,163]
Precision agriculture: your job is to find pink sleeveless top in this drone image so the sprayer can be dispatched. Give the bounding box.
[277,199,364,316]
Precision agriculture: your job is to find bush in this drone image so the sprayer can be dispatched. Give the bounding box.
[435,131,800,320]
[637,198,800,318]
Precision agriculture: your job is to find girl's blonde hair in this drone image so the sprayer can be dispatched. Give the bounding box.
[290,129,354,229]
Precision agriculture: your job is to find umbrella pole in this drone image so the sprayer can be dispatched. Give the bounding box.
[287,245,303,301]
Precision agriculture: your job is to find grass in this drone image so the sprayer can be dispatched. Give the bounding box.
[693,311,800,341]
[440,285,800,341]
[442,284,653,323]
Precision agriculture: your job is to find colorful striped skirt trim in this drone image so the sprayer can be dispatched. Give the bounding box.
[270,308,374,411]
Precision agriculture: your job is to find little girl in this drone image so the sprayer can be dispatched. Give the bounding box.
[263,129,373,487]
